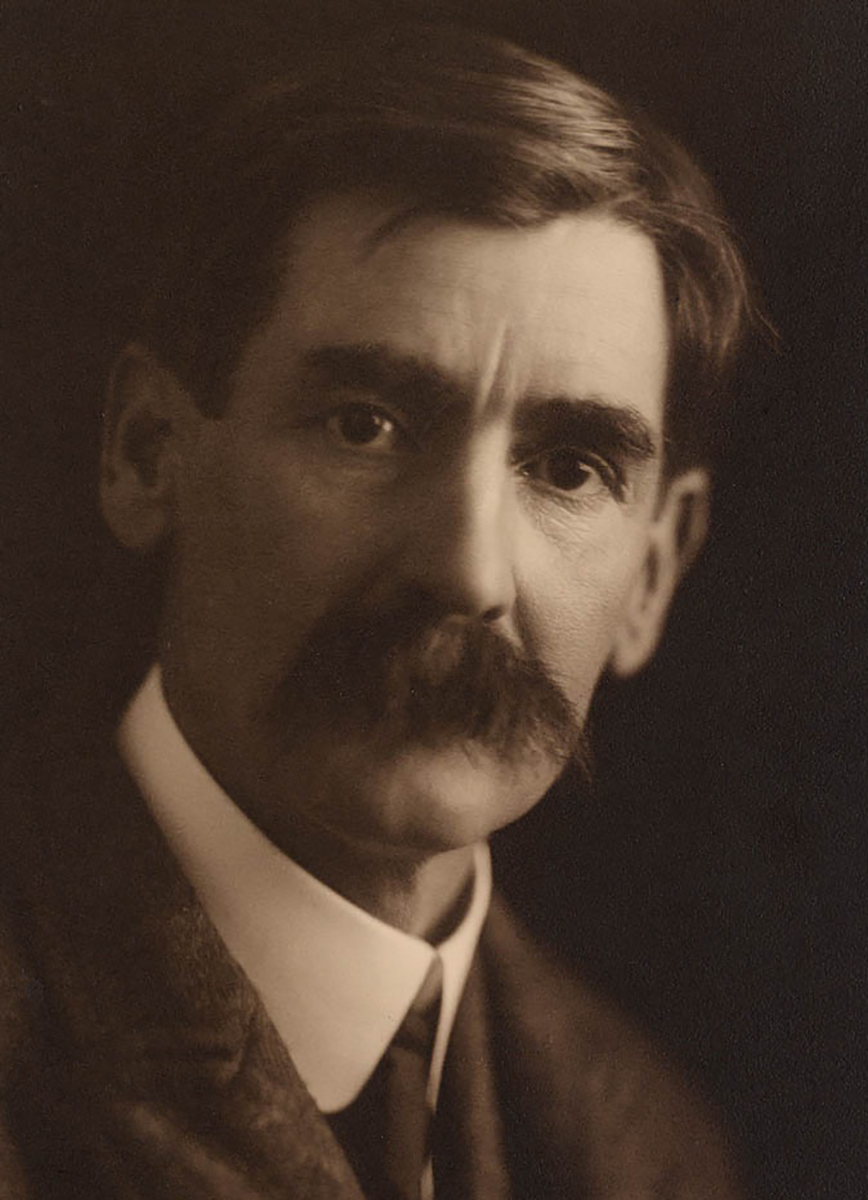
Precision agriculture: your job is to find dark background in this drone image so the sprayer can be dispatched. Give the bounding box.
[1,2,865,1197]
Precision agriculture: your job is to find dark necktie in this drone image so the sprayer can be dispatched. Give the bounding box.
[328,955,444,1200]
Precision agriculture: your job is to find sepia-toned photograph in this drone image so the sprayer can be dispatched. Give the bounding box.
[1,2,863,1197]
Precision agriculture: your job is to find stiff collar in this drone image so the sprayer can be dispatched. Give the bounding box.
[118,666,491,1112]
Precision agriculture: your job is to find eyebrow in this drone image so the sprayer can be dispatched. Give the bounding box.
[298,342,659,461]
[516,397,657,463]
[299,343,464,422]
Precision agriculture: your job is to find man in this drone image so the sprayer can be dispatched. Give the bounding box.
[0,21,751,1199]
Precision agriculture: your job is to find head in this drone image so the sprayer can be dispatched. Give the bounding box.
[101,23,751,870]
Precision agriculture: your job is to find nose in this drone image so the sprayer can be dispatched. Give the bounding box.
[400,442,517,623]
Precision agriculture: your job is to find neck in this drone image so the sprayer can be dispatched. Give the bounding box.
[260,824,479,940]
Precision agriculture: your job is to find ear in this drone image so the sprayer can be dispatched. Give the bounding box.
[609,467,711,678]
[100,344,192,552]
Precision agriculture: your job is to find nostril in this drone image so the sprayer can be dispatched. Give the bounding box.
[481,602,507,624]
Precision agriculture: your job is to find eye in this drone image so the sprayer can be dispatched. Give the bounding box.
[324,403,399,451]
[519,447,615,495]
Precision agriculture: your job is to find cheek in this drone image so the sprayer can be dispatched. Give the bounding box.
[174,439,387,642]
[519,519,647,713]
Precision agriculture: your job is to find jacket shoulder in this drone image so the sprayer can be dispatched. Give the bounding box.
[483,893,745,1199]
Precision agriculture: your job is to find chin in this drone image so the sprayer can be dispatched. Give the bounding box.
[311,738,564,856]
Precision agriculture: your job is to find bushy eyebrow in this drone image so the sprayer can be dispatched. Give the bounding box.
[298,342,659,461]
[299,344,463,417]
[515,397,657,463]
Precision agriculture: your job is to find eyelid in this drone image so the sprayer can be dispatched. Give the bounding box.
[515,443,626,501]
[513,437,611,467]
[333,391,404,420]
[292,393,397,428]
[318,397,418,454]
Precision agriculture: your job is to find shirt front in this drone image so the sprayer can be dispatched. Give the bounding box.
[118,666,491,1114]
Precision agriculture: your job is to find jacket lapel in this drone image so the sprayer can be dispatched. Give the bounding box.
[11,698,365,1199]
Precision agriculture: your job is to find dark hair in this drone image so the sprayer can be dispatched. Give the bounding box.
[139,21,753,471]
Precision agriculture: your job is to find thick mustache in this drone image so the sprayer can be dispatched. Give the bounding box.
[270,603,580,766]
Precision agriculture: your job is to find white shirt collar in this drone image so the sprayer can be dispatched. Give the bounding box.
[117,666,491,1112]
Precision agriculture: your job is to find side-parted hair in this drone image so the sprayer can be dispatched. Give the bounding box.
[138,21,754,471]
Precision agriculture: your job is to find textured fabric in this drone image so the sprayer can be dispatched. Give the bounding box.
[117,664,491,1113]
[0,681,745,1199]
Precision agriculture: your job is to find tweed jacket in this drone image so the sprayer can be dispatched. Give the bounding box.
[0,685,743,1199]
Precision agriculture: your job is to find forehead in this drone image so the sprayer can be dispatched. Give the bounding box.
[238,191,670,427]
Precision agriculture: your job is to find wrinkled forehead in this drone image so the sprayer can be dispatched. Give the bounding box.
[239,190,670,428]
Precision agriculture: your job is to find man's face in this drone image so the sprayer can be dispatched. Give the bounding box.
[157,192,672,860]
